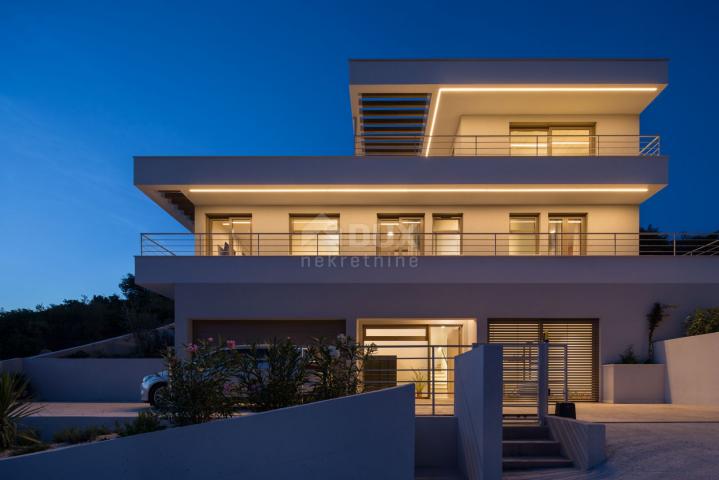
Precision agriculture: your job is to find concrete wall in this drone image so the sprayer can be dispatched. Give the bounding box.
[165,279,719,373]
[601,364,665,403]
[546,416,606,470]
[455,345,503,480]
[21,358,163,402]
[0,385,416,480]
[655,332,719,404]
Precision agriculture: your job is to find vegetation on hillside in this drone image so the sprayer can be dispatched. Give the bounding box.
[0,274,173,360]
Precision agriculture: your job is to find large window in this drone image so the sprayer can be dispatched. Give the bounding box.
[509,214,539,255]
[432,215,462,255]
[290,215,339,255]
[208,215,252,256]
[378,216,424,255]
[549,215,586,256]
[510,124,595,156]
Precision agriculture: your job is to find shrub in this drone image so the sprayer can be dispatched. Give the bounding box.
[52,426,111,444]
[618,345,640,364]
[306,335,376,402]
[685,307,719,336]
[647,303,674,363]
[0,373,41,449]
[236,338,308,411]
[154,341,239,426]
[117,411,163,437]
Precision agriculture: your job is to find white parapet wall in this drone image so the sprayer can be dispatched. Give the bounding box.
[0,385,415,480]
[654,332,719,404]
[454,344,503,480]
[601,364,665,403]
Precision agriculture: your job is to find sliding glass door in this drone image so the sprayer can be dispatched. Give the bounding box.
[208,216,252,256]
[432,215,462,255]
[549,215,585,256]
[290,215,339,255]
[510,125,595,156]
[378,216,424,255]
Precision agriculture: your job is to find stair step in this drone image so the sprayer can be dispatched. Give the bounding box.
[415,467,465,479]
[502,426,551,440]
[503,456,574,470]
[503,439,561,457]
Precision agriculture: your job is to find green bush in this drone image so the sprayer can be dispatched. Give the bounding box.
[52,425,111,444]
[236,339,308,411]
[0,373,41,449]
[154,341,239,426]
[685,308,719,336]
[618,345,640,364]
[117,411,163,437]
[305,335,376,402]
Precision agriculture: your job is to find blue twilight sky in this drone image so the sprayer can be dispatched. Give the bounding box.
[1,0,718,309]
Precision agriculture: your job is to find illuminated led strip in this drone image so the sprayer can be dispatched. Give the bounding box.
[189,187,648,193]
[424,86,659,156]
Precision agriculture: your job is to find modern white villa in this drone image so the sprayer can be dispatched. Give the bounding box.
[134,58,719,412]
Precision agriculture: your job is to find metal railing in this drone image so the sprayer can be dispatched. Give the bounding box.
[361,344,473,416]
[359,342,568,422]
[140,232,719,257]
[354,134,661,157]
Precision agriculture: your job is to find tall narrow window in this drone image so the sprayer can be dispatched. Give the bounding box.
[510,124,595,156]
[549,215,586,256]
[509,215,539,255]
[432,215,462,255]
[208,216,252,256]
[290,215,339,255]
[378,216,424,255]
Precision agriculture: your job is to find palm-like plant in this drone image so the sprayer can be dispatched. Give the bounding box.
[0,372,41,449]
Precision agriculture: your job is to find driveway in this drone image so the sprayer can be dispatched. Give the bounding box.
[505,420,719,479]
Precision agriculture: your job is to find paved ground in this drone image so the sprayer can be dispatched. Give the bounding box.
[504,422,719,480]
[575,403,719,423]
[29,402,148,417]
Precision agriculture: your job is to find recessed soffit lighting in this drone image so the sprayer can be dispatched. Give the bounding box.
[424,86,659,155]
[188,187,648,193]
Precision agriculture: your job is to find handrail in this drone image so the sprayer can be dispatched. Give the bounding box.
[139,232,719,257]
[354,134,661,157]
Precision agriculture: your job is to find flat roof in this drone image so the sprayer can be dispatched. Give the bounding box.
[349,58,669,85]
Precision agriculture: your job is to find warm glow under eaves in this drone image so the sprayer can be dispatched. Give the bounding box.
[189,187,649,193]
[424,86,659,156]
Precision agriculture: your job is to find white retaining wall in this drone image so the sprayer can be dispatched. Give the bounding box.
[455,344,503,480]
[0,385,416,480]
[546,416,606,470]
[21,358,163,402]
[655,332,719,404]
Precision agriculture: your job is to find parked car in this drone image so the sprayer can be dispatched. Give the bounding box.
[141,370,169,406]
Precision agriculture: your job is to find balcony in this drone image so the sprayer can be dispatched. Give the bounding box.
[140,232,718,257]
[355,134,660,157]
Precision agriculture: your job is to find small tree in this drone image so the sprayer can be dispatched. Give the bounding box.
[154,340,239,425]
[647,303,674,363]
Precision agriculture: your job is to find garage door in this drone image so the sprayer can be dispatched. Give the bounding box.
[193,320,346,346]
[488,319,598,402]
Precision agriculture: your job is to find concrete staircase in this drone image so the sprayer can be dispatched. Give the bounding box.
[502,426,573,470]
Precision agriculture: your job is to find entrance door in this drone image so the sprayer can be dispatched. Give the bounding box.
[488,319,599,402]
